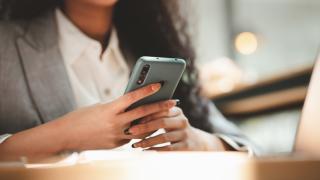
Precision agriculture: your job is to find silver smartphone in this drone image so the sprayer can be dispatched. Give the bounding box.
[124,56,186,125]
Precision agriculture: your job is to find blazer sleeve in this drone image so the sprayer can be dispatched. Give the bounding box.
[208,102,262,156]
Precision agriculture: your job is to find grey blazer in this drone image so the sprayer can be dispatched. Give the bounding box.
[0,12,259,154]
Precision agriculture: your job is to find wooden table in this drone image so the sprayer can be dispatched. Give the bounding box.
[0,152,319,180]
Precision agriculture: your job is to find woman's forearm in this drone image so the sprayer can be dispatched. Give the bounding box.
[0,118,69,161]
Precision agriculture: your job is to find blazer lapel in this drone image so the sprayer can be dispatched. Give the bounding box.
[16,12,76,122]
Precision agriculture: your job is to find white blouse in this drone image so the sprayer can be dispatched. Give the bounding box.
[56,9,130,108]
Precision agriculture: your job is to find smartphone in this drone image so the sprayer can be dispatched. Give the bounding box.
[124,56,186,125]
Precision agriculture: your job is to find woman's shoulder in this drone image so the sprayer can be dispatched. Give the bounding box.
[0,11,55,45]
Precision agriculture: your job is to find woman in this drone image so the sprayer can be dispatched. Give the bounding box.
[0,0,257,159]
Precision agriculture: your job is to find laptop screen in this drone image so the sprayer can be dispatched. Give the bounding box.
[295,54,320,156]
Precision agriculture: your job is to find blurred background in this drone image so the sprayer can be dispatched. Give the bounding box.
[189,0,320,154]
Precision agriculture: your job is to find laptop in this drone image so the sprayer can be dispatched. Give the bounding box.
[294,53,320,157]
[244,59,320,180]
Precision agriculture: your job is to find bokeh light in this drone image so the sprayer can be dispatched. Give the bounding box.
[235,32,258,55]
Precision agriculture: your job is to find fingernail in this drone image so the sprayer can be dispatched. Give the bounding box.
[158,81,165,87]
[151,83,161,91]
[133,142,141,148]
[174,99,180,106]
[124,128,131,135]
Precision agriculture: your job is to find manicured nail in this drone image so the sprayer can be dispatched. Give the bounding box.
[133,142,141,148]
[124,127,131,135]
[174,99,180,106]
[151,83,161,91]
[158,81,165,87]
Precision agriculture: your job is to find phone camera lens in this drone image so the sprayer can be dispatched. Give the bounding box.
[137,64,150,85]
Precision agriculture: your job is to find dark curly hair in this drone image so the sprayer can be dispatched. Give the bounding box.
[0,0,213,133]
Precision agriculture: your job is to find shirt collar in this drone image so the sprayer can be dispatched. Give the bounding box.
[55,8,122,66]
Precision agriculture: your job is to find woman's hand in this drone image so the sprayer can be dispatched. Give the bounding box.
[129,106,229,151]
[0,83,178,160]
[58,83,178,151]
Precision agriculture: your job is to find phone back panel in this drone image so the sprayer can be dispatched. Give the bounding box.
[125,56,186,111]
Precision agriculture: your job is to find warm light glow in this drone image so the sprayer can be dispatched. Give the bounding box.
[235,32,258,55]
